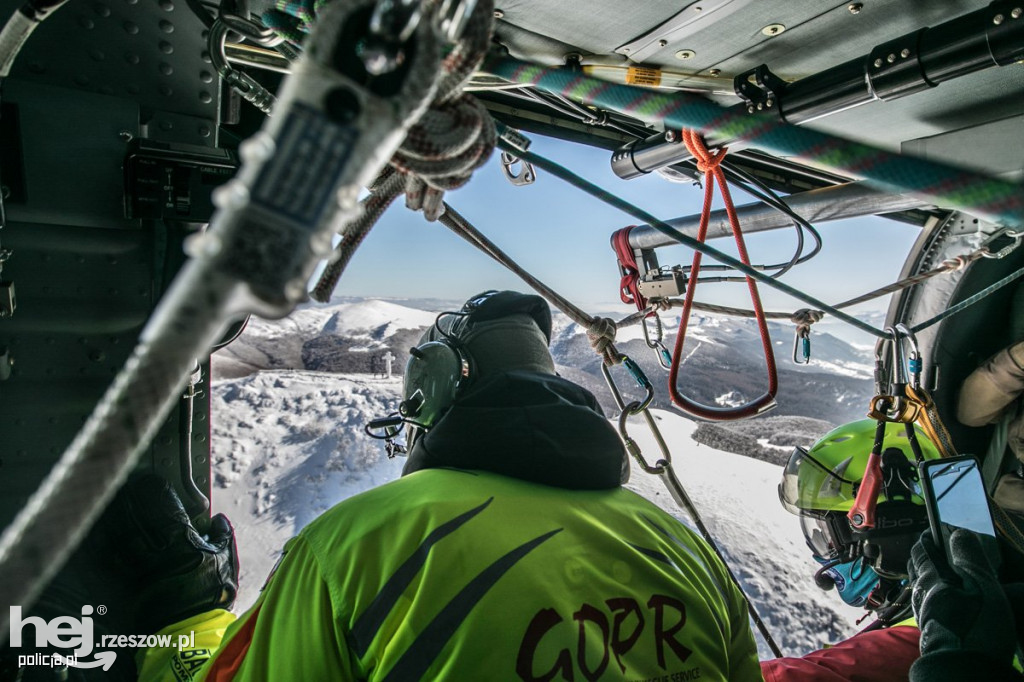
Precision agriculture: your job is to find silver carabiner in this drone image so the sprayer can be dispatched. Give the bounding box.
[616,400,673,475]
[887,325,908,387]
[981,227,1024,260]
[792,327,811,364]
[617,402,663,474]
[894,323,922,390]
[642,312,673,370]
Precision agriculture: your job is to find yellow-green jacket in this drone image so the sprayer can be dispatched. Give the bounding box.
[140,468,762,681]
[140,372,763,681]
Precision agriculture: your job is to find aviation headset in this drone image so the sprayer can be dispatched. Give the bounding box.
[398,290,554,433]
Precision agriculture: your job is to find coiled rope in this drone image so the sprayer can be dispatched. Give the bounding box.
[309,0,496,300]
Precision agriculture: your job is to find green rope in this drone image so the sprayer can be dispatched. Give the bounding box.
[484,55,1024,230]
[909,265,1024,334]
[495,126,887,338]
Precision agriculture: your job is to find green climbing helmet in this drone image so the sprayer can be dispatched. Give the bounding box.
[779,418,942,515]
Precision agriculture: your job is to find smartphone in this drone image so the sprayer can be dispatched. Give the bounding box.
[920,455,1001,571]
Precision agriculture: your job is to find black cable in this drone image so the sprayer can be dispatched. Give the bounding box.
[722,160,824,270]
[719,168,807,278]
[489,87,829,279]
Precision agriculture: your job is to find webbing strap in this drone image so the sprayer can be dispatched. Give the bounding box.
[906,385,958,458]
[611,226,648,311]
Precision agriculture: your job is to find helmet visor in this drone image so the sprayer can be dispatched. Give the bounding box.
[800,513,842,559]
[778,445,857,514]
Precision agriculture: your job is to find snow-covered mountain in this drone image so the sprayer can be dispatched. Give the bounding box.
[210,298,873,659]
[217,298,876,425]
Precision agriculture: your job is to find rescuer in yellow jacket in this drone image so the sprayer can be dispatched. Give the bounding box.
[133,290,763,681]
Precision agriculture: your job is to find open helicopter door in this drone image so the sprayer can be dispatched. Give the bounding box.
[0,0,251,675]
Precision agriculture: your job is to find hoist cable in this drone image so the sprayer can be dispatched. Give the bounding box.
[437,201,622,364]
[909,265,1024,334]
[720,160,824,275]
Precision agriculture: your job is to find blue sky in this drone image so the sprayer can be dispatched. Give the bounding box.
[334,134,923,323]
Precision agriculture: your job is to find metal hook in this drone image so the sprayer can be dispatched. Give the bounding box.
[887,325,908,390]
[617,403,664,474]
[894,323,922,390]
[500,151,536,186]
[981,227,1024,260]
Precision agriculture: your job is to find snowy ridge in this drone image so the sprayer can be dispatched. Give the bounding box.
[320,299,438,336]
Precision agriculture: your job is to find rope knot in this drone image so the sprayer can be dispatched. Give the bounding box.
[393,94,497,221]
[942,255,968,271]
[586,317,620,365]
[681,129,726,173]
[790,308,824,330]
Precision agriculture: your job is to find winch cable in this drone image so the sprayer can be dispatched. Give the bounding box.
[614,249,991,332]
[309,0,498,302]
[719,160,823,277]
[484,56,1024,230]
[665,130,777,420]
[907,263,1024,335]
[311,169,406,303]
[0,0,492,635]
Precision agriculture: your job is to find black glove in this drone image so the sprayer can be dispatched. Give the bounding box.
[909,529,1021,681]
[110,475,239,633]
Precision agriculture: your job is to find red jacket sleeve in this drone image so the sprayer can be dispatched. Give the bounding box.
[760,626,919,682]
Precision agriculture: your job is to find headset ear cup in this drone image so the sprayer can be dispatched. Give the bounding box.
[402,341,469,429]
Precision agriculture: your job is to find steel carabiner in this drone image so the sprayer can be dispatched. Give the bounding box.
[601,353,655,413]
[642,312,673,370]
[617,402,665,474]
[981,227,1024,260]
[894,323,922,390]
[792,326,811,364]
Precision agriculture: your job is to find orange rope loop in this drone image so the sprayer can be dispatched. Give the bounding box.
[667,130,779,421]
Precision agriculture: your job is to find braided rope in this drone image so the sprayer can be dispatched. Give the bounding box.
[261,0,496,222]
[437,202,622,365]
[311,170,406,302]
[484,56,1024,229]
[297,0,499,302]
[614,231,994,332]
[394,94,496,221]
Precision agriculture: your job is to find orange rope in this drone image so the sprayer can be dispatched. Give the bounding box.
[667,130,778,420]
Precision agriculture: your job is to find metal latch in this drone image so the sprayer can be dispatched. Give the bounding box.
[637,266,686,299]
[733,64,787,114]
